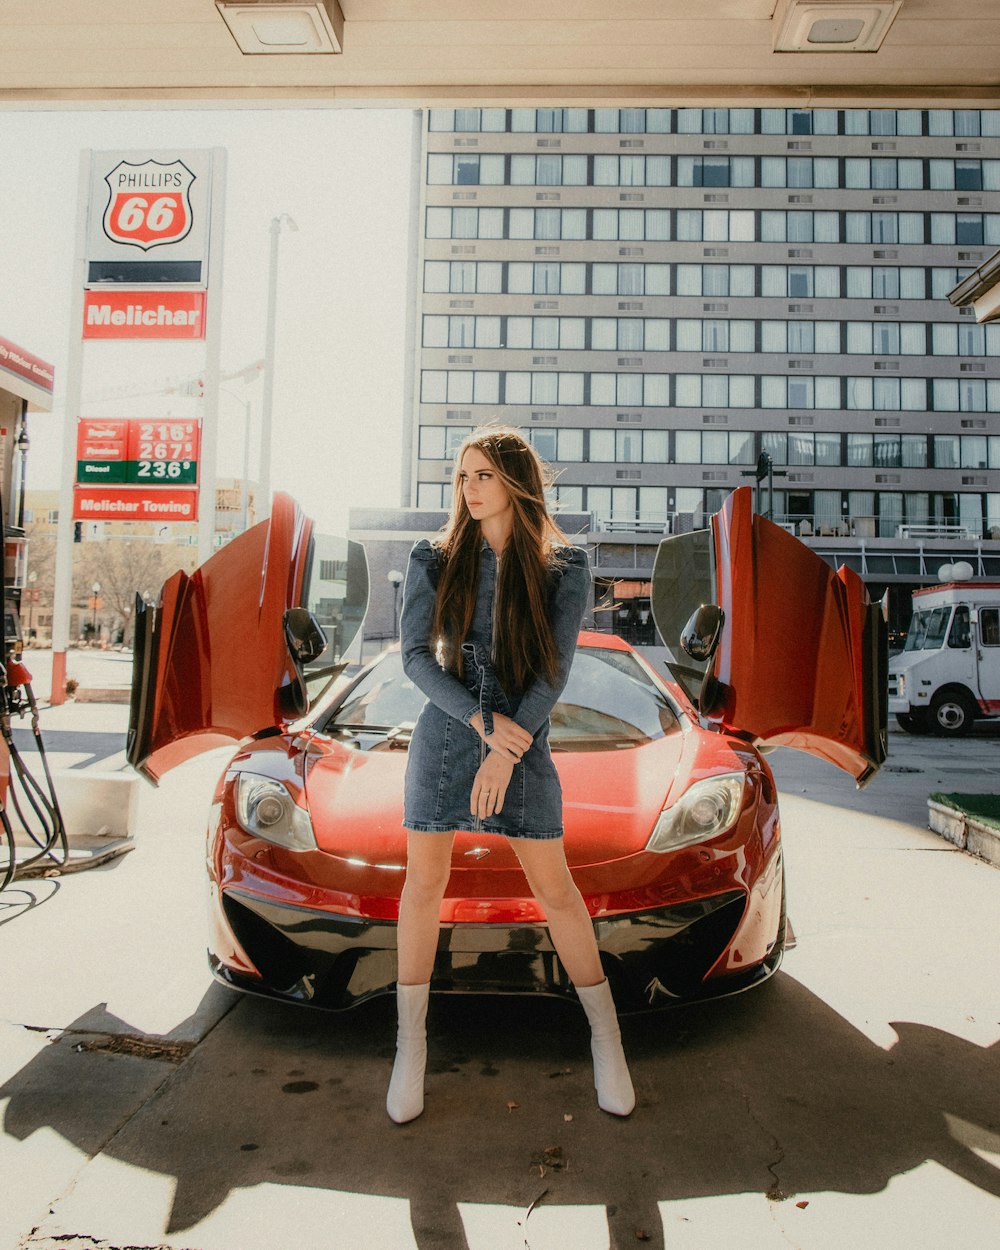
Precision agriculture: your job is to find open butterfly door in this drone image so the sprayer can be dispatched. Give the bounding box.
[127,492,368,784]
[652,487,887,785]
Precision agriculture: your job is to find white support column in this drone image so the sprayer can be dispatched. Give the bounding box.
[398,107,425,509]
[50,151,93,705]
[259,218,281,524]
[259,212,297,525]
[197,147,227,567]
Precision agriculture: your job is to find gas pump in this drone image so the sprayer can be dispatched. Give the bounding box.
[0,347,66,891]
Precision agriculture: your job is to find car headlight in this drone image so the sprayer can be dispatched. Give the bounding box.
[646,772,745,854]
[234,772,318,851]
[896,674,906,698]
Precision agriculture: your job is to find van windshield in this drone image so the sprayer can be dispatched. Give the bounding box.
[903,606,952,651]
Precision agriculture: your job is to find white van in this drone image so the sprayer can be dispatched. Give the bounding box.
[888,582,1000,735]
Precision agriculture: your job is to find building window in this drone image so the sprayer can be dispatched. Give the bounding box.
[416,482,449,509]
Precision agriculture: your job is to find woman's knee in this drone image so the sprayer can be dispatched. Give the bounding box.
[401,868,450,908]
[514,850,581,914]
[401,835,454,905]
[533,875,583,916]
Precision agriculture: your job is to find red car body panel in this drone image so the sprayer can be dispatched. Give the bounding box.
[652,486,887,787]
[710,487,887,784]
[127,493,314,784]
[301,725,683,870]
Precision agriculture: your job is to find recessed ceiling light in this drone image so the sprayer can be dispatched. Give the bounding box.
[773,0,903,53]
[216,1,344,55]
[808,18,867,43]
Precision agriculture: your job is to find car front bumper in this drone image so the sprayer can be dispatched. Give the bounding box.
[211,870,783,1013]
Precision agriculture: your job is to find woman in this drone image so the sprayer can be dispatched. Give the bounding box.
[387,425,635,1123]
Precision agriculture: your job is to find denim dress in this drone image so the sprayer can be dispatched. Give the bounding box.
[400,538,591,839]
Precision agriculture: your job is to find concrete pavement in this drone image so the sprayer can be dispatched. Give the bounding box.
[1,653,998,1249]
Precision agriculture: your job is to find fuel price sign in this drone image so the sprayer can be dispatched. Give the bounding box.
[126,419,200,485]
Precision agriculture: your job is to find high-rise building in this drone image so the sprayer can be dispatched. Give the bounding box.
[387,106,1000,645]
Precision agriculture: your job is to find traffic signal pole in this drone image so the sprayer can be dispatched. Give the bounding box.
[740,450,787,519]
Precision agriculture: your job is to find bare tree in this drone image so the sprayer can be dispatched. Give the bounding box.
[72,540,195,626]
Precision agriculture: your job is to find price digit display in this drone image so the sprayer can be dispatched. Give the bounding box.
[126,419,200,486]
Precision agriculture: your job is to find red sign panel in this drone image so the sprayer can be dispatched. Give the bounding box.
[76,418,129,462]
[73,487,199,523]
[76,417,201,489]
[0,337,55,394]
[83,290,206,340]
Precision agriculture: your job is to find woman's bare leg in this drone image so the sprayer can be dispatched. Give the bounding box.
[396,830,455,984]
[387,830,455,1123]
[509,836,604,986]
[510,835,635,1115]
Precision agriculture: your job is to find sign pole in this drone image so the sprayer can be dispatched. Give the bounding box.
[198,148,226,567]
[50,151,93,705]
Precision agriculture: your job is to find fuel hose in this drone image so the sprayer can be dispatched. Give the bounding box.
[0,659,68,891]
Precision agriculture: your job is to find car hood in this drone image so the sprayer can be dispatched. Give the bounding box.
[302,732,686,870]
[652,487,887,786]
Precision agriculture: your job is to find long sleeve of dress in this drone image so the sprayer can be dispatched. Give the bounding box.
[399,539,481,726]
[513,545,591,737]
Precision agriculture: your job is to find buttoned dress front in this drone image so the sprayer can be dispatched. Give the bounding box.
[400,539,591,839]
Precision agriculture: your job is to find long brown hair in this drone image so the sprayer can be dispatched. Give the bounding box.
[430,425,570,694]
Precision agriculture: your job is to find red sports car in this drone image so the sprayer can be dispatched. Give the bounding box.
[128,487,886,1012]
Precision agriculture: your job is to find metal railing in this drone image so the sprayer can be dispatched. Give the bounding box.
[591,511,999,541]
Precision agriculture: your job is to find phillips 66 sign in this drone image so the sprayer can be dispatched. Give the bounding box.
[102,159,195,250]
[86,149,216,285]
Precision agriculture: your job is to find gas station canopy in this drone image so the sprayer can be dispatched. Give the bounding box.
[1,0,998,106]
[0,337,54,412]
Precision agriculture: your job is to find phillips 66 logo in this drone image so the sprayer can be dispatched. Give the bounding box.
[102,159,195,251]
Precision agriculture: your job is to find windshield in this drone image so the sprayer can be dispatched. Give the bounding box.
[320,646,680,751]
[903,606,952,652]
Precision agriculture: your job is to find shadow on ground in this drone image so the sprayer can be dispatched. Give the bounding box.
[3,974,999,1249]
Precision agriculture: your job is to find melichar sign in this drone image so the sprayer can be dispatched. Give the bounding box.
[83,290,206,339]
[73,488,199,522]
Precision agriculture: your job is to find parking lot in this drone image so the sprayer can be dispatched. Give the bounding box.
[1,655,998,1250]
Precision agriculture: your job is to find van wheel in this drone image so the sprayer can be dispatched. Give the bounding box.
[895,711,930,734]
[929,690,977,736]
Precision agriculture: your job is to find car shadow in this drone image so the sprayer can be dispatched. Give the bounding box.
[2,973,999,1249]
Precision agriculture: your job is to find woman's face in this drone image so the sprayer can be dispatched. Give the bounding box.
[459,445,513,529]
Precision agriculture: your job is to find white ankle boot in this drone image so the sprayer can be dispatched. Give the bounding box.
[576,978,635,1116]
[386,982,430,1123]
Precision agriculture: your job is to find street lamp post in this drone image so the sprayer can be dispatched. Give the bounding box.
[260,214,298,522]
[91,581,101,643]
[220,387,253,536]
[388,569,404,640]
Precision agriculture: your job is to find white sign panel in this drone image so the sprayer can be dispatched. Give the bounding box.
[86,148,215,285]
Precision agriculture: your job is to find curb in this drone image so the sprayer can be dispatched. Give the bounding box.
[13,837,135,877]
[927,799,1000,869]
[73,687,131,704]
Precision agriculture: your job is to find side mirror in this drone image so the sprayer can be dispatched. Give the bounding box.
[680,603,725,663]
[284,607,327,668]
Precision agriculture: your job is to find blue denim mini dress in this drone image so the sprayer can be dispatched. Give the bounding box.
[400,538,591,840]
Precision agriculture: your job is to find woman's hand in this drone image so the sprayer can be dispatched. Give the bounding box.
[470,752,515,820]
[469,711,533,762]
